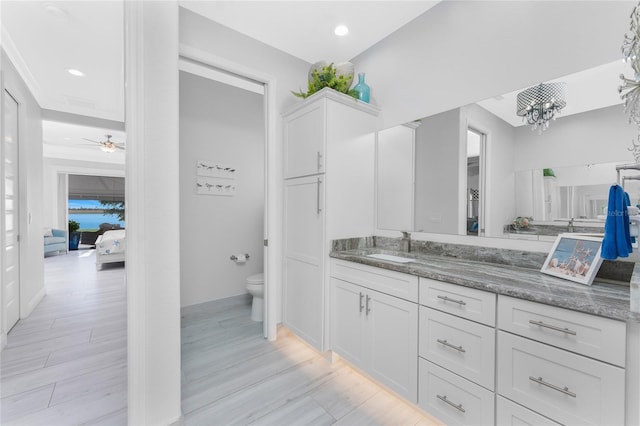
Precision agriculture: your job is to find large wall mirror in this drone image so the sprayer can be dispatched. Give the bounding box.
[376,60,640,241]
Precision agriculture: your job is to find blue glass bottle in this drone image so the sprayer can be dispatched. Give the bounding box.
[353,72,370,103]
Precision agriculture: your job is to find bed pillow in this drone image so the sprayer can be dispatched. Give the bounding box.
[43,227,53,238]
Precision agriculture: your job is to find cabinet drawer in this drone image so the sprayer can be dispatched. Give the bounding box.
[331,259,418,302]
[419,278,496,326]
[496,396,560,426]
[418,358,494,426]
[419,307,495,390]
[498,295,626,366]
[497,331,625,426]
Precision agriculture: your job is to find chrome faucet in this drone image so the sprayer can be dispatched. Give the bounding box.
[401,231,411,253]
[568,218,575,232]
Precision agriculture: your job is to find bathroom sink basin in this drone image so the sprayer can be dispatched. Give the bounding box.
[366,253,416,263]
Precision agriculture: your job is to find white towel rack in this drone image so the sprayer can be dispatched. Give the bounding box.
[616,163,640,188]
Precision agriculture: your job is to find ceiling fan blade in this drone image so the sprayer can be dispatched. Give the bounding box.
[82,138,102,144]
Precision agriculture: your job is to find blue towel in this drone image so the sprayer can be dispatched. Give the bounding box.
[601,185,633,259]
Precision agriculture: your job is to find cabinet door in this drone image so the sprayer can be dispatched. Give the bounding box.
[367,289,418,402]
[284,176,325,350]
[331,278,366,366]
[284,101,325,178]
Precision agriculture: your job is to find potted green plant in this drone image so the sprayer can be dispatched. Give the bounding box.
[68,219,81,251]
[292,62,358,99]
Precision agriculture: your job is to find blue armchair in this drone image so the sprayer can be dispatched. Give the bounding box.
[44,228,67,255]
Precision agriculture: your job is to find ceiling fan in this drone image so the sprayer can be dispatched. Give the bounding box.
[82,134,125,153]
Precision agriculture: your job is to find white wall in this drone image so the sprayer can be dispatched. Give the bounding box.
[377,125,414,231]
[124,2,181,424]
[179,6,311,322]
[179,71,264,307]
[513,105,636,171]
[414,108,461,234]
[352,1,632,130]
[1,49,45,341]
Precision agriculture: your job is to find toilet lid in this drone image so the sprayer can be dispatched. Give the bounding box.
[247,273,264,284]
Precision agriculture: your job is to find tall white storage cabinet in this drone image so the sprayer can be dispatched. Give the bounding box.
[283,88,379,351]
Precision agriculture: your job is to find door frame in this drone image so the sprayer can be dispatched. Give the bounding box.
[178,44,280,341]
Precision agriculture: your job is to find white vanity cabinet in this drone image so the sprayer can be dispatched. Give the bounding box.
[497,295,626,426]
[417,278,496,425]
[330,260,419,402]
[283,89,379,351]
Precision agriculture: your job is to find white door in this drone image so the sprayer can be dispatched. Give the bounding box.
[331,278,366,366]
[3,90,20,333]
[367,289,418,402]
[283,102,325,179]
[283,175,324,350]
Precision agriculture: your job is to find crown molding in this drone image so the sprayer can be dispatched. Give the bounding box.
[1,28,44,105]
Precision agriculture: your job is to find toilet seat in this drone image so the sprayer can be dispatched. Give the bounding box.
[247,273,264,285]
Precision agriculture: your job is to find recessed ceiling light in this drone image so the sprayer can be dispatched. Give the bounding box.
[67,69,85,77]
[334,25,349,37]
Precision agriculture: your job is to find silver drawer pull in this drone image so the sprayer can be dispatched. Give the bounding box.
[437,338,466,353]
[529,376,576,398]
[359,292,364,313]
[528,319,577,336]
[436,394,466,413]
[437,295,467,306]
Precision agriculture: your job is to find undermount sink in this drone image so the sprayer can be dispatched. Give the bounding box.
[366,253,416,263]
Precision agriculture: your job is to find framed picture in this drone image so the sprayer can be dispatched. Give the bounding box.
[541,234,604,286]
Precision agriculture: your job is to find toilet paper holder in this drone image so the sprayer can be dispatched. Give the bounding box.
[230,253,250,261]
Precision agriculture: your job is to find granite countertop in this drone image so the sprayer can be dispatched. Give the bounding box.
[330,247,640,323]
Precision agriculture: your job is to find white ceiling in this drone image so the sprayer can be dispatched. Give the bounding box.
[1,1,124,122]
[179,1,441,63]
[43,120,125,165]
[0,0,629,162]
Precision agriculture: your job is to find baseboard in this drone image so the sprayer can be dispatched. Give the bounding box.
[22,286,46,319]
[180,292,251,309]
[167,414,184,426]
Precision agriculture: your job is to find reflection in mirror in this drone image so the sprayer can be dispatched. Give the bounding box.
[466,128,484,236]
[515,162,640,222]
[375,61,638,241]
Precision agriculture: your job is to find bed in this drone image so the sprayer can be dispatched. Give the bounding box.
[95,229,126,270]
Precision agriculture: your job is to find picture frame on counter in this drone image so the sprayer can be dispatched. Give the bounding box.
[540,233,604,286]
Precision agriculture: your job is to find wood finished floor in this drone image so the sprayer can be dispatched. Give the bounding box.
[181,299,442,426]
[1,248,442,425]
[0,248,127,425]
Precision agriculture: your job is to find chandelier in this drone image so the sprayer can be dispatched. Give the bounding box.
[619,2,640,128]
[516,82,567,134]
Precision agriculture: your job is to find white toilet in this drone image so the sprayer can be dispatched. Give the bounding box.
[246,273,264,322]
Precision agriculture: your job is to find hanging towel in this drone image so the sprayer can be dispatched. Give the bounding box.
[601,185,633,259]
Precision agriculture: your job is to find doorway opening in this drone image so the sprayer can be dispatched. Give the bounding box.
[466,127,486,236]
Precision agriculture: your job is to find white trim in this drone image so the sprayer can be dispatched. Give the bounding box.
[178,44,280,342]
[178,58,264,95]
[124,1,147,423]
[22,286,45,319]
[0,28,43,106]
[282,87,380,118]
